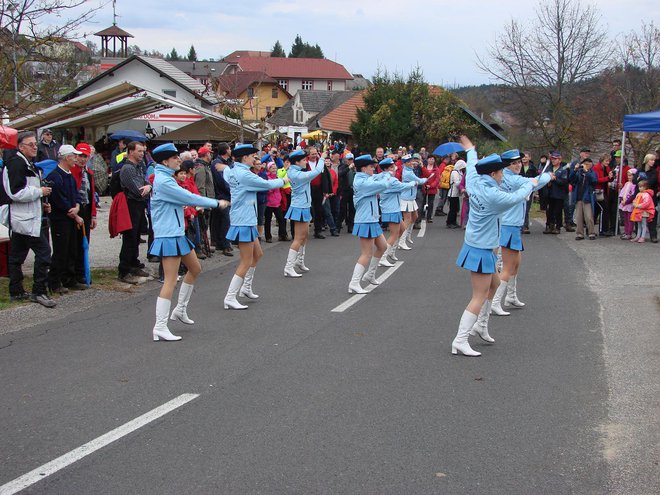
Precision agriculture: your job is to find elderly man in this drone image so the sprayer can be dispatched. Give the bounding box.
[194,146,215,256]
[71,143,97,285]
[3,131,56,307]
[46,145,85,293]
[211,143,234,256]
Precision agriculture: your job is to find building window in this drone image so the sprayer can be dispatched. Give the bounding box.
[278,80,288,91]
[295,110,304,123]
[163,89,176,97]
[272,87,278,98]
[327,80,333,91]
[302,80,313,90]
[247,86,255,98]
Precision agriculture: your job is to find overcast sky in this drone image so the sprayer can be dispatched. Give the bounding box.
[71,0,658,87]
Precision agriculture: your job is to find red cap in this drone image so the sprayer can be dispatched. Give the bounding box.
[75,143,91,156]
[198,146,211,156]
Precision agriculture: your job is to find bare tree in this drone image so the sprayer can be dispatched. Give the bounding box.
[477,0,611,151]
[0,0,107,119]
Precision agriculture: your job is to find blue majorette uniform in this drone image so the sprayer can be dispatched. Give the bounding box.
[285,150,324,222]
[352,164,394,238]
[400,160,426,211]
[499,158,551,251]
[456,149,534,273]
[378,159,416,224]
[223,152,284,243]
[149,163,219,257]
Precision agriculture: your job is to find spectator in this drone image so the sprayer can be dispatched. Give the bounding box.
[110,139,127,170]
[321,154,339,236]
[641,152,658,243]
[564,148,593,233]
[277,154,292,240]
[118,141,151,283]
[211,143,234,256]
[252,158,269,240]
[420,155,439,222]
[36,129,60,162]
[593,153,613,236]
[435,154,451,216]
[194,146,215,256]
[264,162,287,243]
[447,159,464,228]
[46,145,85,293]
[338,152,356,234]
[544,151,569,234]
[569,157,597,240]
[520,152,537,233]
[3,131,56,307]
[71,143,97,285]
[179,160,203,257]
[630,180,655,242]
[327,150,342,231]
[618,168,637,240]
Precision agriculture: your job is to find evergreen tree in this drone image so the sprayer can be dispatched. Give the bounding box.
[187,45,197,61]
[288,35,324,58]
[271,41,286,57]
[167,48,180,61]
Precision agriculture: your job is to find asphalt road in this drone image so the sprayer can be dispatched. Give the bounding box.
[0,220,652,494]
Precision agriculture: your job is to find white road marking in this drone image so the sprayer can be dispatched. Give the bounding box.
[0,393,200,495]
[417,220,427,237]
[331,261,404,313]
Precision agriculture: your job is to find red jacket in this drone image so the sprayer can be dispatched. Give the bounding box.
[328,167,338,194]
[421,165,440,194]
[108,192,131,237]
[70,165,97,218]
[309,159,322,187]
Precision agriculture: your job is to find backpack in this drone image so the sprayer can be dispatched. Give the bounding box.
[440,165,454,190]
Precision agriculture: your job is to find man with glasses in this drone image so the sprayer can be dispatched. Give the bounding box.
[2,131,56,307]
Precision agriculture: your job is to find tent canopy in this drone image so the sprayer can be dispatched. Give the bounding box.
[623,110,660,133]
[153,118,257,142]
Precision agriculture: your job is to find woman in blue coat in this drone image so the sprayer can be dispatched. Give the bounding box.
[399,155,427,249]
[487,150,551,323]
[283,149,325,277]
[347,154,396,293]
[377,158,417,267]
[452,136,537,356]
[148,143,226,342]
[222,144,287,309]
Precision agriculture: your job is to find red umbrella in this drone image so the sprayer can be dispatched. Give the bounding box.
[0,126,18,149]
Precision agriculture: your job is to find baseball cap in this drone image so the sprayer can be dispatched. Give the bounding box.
[550,151,561,158]
[198,146,211,156]
[58,144,82,157]
[75,143,91,156]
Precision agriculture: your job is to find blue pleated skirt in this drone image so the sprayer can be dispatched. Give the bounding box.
[456,242,498,274]
[500,224,524,251]
[149,236,194,257]
[227,225,259,243]
[353,222,383,239]
[285,206,312,222]
[381,212,403,224]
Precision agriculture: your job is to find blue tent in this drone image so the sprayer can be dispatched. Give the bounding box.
[623,110,660,132]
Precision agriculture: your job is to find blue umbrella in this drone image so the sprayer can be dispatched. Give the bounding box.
[110,130,148,142]
[433,142,464,156]
[35,159,58,177]
[81,224,91,287]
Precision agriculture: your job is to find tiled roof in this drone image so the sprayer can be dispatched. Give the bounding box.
[216,71,279,98]
[267,99,294,126]
[224,51,271,62]
[298,90,337,113]
[168,60,228,78]
[226,55,353,80]
[314,92,366,134]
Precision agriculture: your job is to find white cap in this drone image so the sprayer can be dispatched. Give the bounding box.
[345,153,354,159]
[58,144,82,157]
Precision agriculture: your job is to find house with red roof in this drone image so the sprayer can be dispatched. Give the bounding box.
[216,71,291,122]
[223,51,354,94]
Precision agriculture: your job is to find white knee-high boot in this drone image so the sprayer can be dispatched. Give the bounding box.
[398,235,411,250]
[469,299,495,342]
[406,224,414,244]
[389,241,399,260]
[295,245,310,272]
[154,297,182,341]
[348,263,368,294]
[362,257,381,285]
[170,282,195,324]
[379,246,395,267]
[451,310,480,356]
[490,279,511,316]
[224,275,248,310]
[284,249,302,278]
[505,275,525,307]
[240,267,259,299]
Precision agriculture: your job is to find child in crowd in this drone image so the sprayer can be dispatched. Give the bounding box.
[630,180,655,243]
[618,168,637,240]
